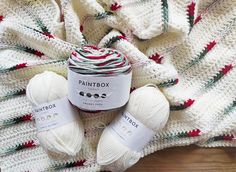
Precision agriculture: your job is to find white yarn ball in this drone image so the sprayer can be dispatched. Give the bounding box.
[97,84,170,171]
[26,71,84,157]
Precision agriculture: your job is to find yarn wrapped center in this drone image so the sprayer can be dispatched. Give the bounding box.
[68,45,131,76]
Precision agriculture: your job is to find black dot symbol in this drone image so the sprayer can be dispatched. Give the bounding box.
[86,93,92,98]
[79,91,84,96]
[101,94,106,98]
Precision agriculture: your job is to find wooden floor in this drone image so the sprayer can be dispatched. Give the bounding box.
[127,146,236,172]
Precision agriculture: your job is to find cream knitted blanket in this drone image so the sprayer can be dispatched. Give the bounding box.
[0,0,236,171]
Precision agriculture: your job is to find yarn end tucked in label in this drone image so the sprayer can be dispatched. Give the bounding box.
[68,68,132,111]
[33,97,76,132]
[108,111,155,151]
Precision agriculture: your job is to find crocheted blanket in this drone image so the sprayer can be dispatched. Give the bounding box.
[0,0,235,171]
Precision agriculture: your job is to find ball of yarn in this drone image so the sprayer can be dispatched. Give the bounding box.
[97,84,170,171]
[26,71,84,157]
[67,45,132,111]
[68,45,131,76]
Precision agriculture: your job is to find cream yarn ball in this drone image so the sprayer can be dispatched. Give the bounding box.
[97,84,170,171]
[26,71,84,157]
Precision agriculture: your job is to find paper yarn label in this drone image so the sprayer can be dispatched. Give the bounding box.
[68,69,132,110]
[108,111,155,151]
[33,97,76,132]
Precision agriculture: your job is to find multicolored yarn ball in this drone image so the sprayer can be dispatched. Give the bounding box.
[26,71,84,157]
[68,45,131,76]
[67,45,132,111]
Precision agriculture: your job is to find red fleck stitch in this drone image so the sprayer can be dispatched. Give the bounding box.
[206,41,216,51]
[110,2,122,11]
[194,15,202,25]
[15,63,27,69]
[183,99,195,108]
[34,50,44,57]
[23,140,36,148]
[118,35,127,40]
[43,32,54,39]
[75,160,86,167]
[223,134,234,141]
[0,15,4,22]
[175,79,179,84]
[188,129,201,137]
[149,53,163,64]
[187,1,196,17]
[80,25,84,32]
[221,64,233,75]
[22,114,32,121]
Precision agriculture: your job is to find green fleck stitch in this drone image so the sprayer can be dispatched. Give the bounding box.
[95,11,113,20]
[161,0,168,32]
